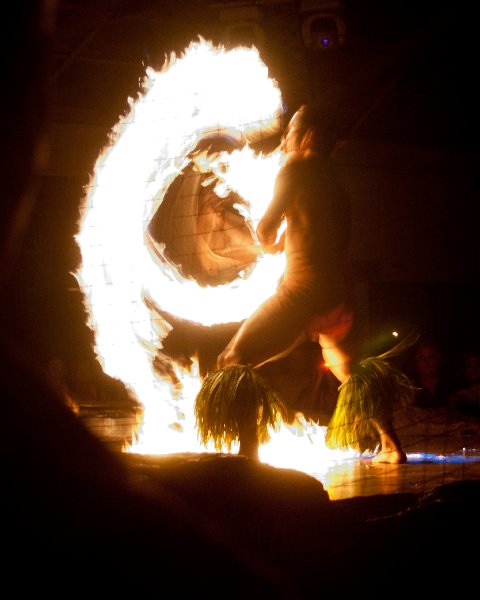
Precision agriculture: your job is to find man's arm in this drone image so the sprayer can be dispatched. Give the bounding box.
[256,168,289,253]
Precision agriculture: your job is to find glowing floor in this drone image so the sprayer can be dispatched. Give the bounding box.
[313,406,480,499]
[310,448,480,500]
[80,404,480,501]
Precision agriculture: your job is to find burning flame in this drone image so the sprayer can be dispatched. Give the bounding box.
[75,38,357,482]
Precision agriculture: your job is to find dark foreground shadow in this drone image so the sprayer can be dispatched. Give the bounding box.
[4,338,478,595]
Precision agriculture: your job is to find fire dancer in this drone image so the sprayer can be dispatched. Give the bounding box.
[195,104,415,463]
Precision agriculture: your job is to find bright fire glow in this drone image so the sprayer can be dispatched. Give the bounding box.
[75,38,357,481]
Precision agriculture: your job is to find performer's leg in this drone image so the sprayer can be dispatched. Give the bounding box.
[217,292,310,370]
[237,417,260,460]
[323,346,407,462]
[214,292,310,459]
[317,305,407,464]
[318,342,352,383]
[317,302,357,382]
[218,326,307,370]
[371,420,407,464]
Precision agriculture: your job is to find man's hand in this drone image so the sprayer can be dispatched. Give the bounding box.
[263,230,285,254]
[257,223,285,254]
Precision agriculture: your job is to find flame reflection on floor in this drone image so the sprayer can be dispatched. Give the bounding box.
[78,404,480,502]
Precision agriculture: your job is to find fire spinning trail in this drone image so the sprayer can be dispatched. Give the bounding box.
[75,38,356,475]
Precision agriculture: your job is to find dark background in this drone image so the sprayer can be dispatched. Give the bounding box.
[6,0,479,370]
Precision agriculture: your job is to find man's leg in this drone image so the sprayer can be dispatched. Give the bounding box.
[371,419,407,464]
[318,306,407,464]
[317,302,357,383]
[215,293,314,459]
[236,404,260,460]
[217,291,311,370]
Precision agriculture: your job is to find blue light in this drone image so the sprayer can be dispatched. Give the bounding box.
[407,452,480,464]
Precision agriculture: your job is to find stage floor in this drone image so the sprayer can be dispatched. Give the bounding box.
[80,404,480,501]
[307,405,480,499]
[311,446,480,500]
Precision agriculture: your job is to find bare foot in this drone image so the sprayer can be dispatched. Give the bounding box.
[372,448,407,464]
[372,420,407,464]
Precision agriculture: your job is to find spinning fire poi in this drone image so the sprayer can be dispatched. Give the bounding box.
[75,38,415,474]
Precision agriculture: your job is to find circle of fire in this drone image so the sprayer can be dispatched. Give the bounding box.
[75,38,356,477]
[75,39,285,451]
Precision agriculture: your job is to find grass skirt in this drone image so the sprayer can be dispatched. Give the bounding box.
[195,338,417,454]
[195,365,288,451]
[326,337,417,451]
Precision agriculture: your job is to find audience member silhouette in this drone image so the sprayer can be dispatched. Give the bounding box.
[44,355,79,414]
[407,338,457,409]
[449,347,480,417]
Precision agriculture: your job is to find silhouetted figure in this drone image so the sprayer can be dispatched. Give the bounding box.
[408,338,457,408]
[44,355,79,414]
[449,347,480,416]
[196,104,414,463]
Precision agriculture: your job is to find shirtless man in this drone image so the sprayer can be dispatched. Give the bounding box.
[198,104,408,464]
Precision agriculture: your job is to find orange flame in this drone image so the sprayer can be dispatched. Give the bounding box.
[75,38,357,481]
